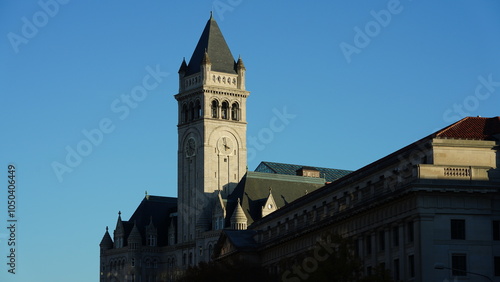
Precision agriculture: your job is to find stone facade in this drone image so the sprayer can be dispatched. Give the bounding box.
[214,118,500,281]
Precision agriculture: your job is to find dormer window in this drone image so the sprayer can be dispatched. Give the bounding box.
[147,234,157,246]
[115,237,123,248]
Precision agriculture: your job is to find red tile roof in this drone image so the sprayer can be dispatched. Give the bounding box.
[435,116,500,140]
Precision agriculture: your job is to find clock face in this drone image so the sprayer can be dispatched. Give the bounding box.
[185,137,196,157]
[217,137,234,155]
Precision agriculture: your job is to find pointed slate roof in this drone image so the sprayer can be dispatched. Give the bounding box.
[255,161,352,182]
[99,227,113,250]
[186,16,236,76]
[128,222,141,243]
[230,198,247,226]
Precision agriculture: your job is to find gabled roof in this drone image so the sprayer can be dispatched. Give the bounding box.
[213,229,258,259]
[255,161,352,182]
[226,171,326,225]
[434,116,500,140]
[222,230,258,250]
[185,16,236,76]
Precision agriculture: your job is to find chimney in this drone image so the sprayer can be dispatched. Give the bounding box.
[296,167,320,178]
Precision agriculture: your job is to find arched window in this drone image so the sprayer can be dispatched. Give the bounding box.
[221,101,229,120]
[231,102,239,121]
[189,252,193,266]
[211,100,219,118]
[182,104,188,123]
[195,100,201,119]
[189,102,194,121]
[183,254,186,266]
[208,244,213,260]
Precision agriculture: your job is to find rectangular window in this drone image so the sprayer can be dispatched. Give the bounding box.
[366,235,372,255]
[407,221,414,243]
[147,235,156,246]
[493,220,500,240]
[495,256,500,276]
[451,254,467,276]
[393,259,400,281]
[379,230,385,251]
[451,219,466,240]
[393,226,399,246]
[355,238,360,257]
[408,255,415,277]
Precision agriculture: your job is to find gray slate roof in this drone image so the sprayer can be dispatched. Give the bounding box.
[255,161,352,182]
[226,171,326,226]
[126,196,177,247]
[186,16,236,76]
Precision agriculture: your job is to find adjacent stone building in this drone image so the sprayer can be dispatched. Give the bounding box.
[215,116,500,281]
[100,15,500,281]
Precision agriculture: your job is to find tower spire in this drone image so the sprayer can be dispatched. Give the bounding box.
[185,16,236,76]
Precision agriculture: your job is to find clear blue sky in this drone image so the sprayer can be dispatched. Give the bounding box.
[0,1,499,281]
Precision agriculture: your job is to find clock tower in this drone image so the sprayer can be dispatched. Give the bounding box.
[174,15,249,243]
